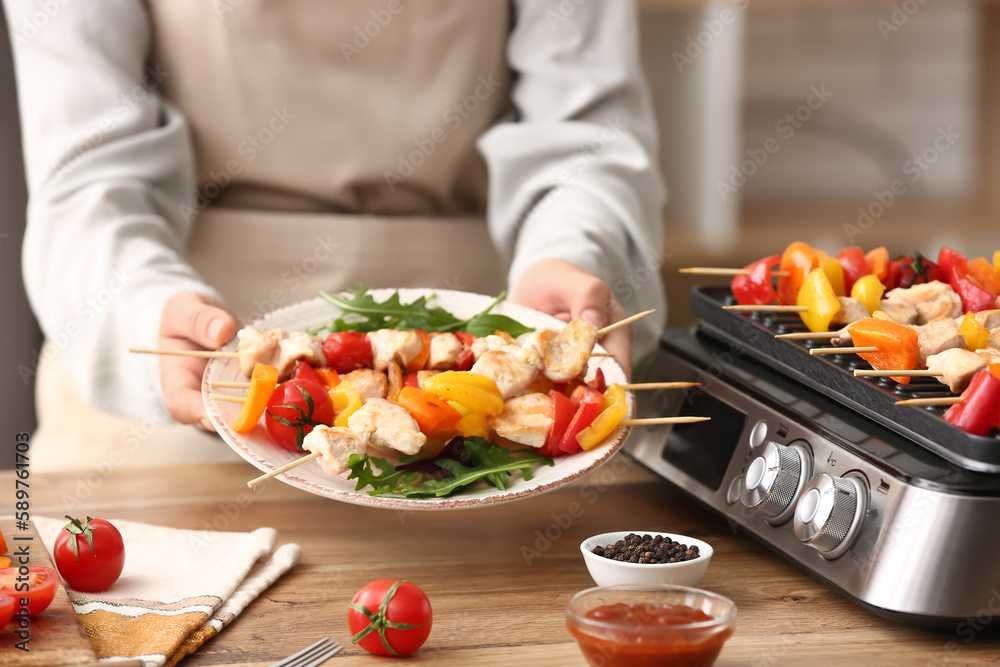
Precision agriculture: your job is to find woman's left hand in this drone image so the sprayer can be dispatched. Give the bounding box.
[509,258,632,377]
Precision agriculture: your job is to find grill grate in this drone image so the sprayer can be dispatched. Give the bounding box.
[690,285,1000,473]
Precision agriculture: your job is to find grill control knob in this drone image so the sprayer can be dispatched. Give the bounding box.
[794,473,868,559]
[740,442,810,524]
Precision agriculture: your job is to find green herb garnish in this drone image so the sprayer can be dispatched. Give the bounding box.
[346,437,553,498]
[308,286,533,338]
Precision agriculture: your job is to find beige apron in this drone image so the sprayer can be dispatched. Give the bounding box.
[33,0,513,471]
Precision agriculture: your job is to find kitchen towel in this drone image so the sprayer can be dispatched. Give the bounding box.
[34,516,300,667]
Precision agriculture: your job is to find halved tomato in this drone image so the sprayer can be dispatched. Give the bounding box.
[0,566,59,617]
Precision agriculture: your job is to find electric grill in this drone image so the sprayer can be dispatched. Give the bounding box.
[626,285,1000,626]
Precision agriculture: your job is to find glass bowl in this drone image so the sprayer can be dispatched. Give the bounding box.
[566,584,737,667]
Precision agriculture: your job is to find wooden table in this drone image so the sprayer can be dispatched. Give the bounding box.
[7,457,1000,666]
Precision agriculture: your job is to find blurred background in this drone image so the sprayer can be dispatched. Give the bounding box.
[1,0,998,445]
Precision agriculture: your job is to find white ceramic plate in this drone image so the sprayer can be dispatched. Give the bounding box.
[203,288,634,510]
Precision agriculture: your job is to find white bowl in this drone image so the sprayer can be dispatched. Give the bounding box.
[580,531,713,587]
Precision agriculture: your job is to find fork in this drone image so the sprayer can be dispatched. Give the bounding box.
[268,637,344,667]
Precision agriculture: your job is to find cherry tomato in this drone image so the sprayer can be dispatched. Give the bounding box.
[53,516,126,593]
[891,253,944,289]
[322,332,374,374]
[290,361,323,385]
[0,567,58,617]
[0,594,15,630]
[265,379,336,451]
[348,579,432,656]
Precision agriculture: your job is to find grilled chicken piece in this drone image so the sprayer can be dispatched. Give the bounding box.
[471,344,543,399]
[488,393,554,449]
[977,346,1000,363]
[521,317,598,383]
[236,327,284,376]
[911,318,962,335]
[989,328,1000,350]
[368,329,423,372]
[347,398,426,456]
[878,298,918,325]
[917,328,965,368]
[302,426,371,476]
[471,334,511,361]
[830,297,869,327]
[885,281,963,324]
[427,333,463,370]
[342,369,388,401]
[925,348,988,393]
[276,331,326,377]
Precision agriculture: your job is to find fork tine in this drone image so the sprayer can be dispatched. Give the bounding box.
[268,638,335,667]
[293,643,343,667]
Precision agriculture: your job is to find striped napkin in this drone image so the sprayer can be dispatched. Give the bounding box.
[34,516,300,667]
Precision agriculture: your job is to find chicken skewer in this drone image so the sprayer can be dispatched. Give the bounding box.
[209,379,703,391]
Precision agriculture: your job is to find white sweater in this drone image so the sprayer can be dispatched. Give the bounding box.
[5,0,666,419]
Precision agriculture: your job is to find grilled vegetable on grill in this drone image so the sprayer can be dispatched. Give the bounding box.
[943,365,1000,436]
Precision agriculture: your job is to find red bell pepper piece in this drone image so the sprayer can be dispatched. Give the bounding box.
[938,247,968,283]
[559,387,603,454]
[731,255,780,305]
[590,368,607,394]
[950,267,997,314]
[835,247,868,294]
[402,372,421,389]
[540,390,574,458]
[943,369,1000,437]
[452,332,476,371]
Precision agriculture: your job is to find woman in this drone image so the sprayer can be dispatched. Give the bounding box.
[7,0,665,469]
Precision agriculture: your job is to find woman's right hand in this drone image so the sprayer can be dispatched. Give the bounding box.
[158,292,239,430]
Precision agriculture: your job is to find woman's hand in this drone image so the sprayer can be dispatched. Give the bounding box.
[158,292,239,430]
[509,258,632,377]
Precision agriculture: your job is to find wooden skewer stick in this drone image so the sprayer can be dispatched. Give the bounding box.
[619,382,701,390]
[894,396,964,406]
[679,267,789,277]
[247,451,321,488]
[208,393,245,404]
[853,369,940,378]
[129,347,239,359]
[810,346,878,356]
[621,417,710,426]
[211,381,251,389]
[591,352,615,357]
[596,309,656,337]
[723,305,807,312]
[775,331,840,340]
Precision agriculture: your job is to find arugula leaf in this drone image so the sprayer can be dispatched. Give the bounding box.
[309,286,533,338]
[345,438,554,498]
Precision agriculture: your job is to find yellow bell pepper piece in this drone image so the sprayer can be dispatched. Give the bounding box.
[421,371,504,416]
[455,411,489,439]
[960,312,990,351]
[872,309,893,322]
[814,250,846,297]
[330,380,362,427]
[994,250,1000,272]
[851,274,885,315]
[232,363,279,433]
[575,384,628,451]
[797,268,842,332]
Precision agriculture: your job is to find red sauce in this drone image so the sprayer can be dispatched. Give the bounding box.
[568,602,732,667]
